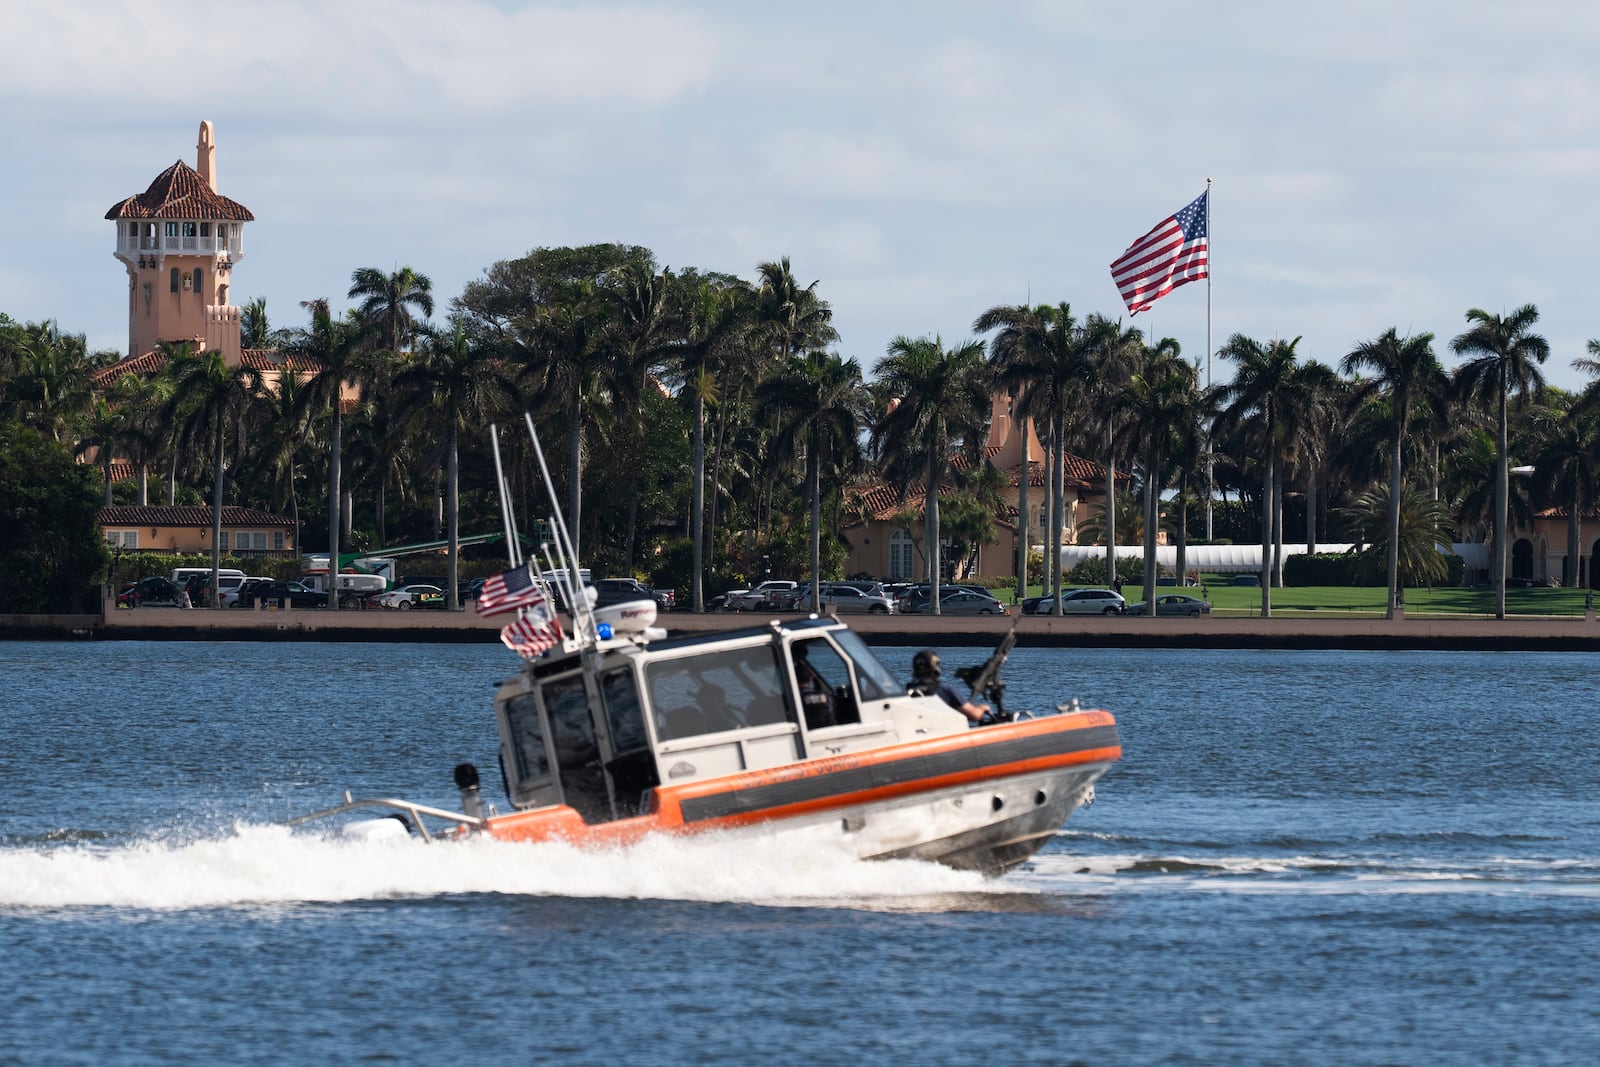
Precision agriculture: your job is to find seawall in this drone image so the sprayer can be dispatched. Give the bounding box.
[5,606,1599,652]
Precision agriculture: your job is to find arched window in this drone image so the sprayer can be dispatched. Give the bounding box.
[170,267,180,293]
[192,268,203,294]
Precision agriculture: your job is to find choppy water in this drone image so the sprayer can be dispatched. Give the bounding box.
[2,639,1597,1065]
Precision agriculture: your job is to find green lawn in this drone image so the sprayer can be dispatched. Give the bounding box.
[1012,579,1594,618]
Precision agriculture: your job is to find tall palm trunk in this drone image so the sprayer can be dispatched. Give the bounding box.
[1104,423,1117,588]
[328,405,343,612]
[1043,420,1057,598]
[1566,486,1581,588]
[926,450,942,613]
[210,423,224,608]
[446,420,460,611]
[138,465,148,506]
[1016,409,1030,601]
[1259,445,1274,618]
[691,393,705,612]
[1053,418,1066,605]
[1494,368,1509,619]
[1385,428,1403,618]
[807,437,821,611]
[569,393,583,564]
[1142,456,1159,608]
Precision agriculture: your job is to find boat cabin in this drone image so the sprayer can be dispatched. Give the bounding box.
[492,616,964,825]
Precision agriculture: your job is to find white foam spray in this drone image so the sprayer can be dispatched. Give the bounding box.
[0,823,1000,911]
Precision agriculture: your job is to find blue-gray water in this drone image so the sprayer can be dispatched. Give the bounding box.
[2,639,1598,1065]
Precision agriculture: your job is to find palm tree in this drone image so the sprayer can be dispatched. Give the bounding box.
[1342,329,1450,617]
[1450,305,1549,619]
[9,321,92,444]
[756,352,866,609]
[678,280,751,610]
[348,266,434,355]
[74,394,145,505]
[974,303,1052,600]
[392,321,514,609]
[249,364,313,557]
[1215,334,1303,616]
[1078,314,1141,590]
[872,335,990,612]
[1117,339,1200,608]
[1527,400,1600,589]
[290,299,366,611]
[756,257,837,361]
[166,348,261,604]
[1345,484,1455,589]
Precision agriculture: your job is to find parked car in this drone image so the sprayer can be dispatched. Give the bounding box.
[1232,574,1261,587]
[372,584,445,610]
[801,582,895,614]
[904,589,1008,615]
[1124,593,1212,617]
[727,580,798,611]
[116,575,184,608]
[895,583,992,613]
[1032,588,1126,615]
[220,577,273,608]
[237,580,329,609]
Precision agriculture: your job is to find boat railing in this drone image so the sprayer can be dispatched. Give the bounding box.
[283,792,483,842]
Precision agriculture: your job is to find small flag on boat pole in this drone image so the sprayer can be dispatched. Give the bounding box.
[501,603,563,659]
[476,563,546,617]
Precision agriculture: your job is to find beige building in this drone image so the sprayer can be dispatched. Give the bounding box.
[841,394,1118,582]
[100,505,295,556]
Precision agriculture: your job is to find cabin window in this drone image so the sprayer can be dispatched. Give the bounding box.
[170,267,180,293]
[504,691,551,781]
[600,668,658,813]
[646,645,790,741]
[542,674,610,823]
[789,638,861,730]
[829,630,901,700]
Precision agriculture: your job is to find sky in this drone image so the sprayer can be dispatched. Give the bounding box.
[6,0,1600,391]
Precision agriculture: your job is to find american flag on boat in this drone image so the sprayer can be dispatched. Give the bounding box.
[1109,190,1209,315]
[475,563,546,617]
[500,602,563,659]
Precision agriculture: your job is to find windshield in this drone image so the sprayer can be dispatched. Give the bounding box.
[829,630,902,699]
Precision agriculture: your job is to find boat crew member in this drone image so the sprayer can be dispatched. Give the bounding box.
[910,649,989,725]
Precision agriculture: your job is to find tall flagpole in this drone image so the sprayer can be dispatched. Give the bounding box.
[1204,176,1214,543]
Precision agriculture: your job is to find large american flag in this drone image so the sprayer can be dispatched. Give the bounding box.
[475,563,547,617]
[500,603,564,659]
[1109,190,1209,315]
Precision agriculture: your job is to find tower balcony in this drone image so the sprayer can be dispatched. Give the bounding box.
[115,225,244,257]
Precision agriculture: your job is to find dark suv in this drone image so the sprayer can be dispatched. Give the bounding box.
[116,576,184,608]
[593,578,672,611]
[237,580,329,609]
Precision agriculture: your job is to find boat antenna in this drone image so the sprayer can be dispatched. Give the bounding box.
[523,412,598,644]
[488,425,523,568]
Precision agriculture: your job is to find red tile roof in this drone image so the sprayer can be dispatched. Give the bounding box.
[105,159,254,221]
[100,505,294,528]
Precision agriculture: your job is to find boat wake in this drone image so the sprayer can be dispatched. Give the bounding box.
[0,822,1018,912]
[1018,846,1600,896]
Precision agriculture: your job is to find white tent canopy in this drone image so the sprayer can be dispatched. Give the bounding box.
[1052,542,1481,575]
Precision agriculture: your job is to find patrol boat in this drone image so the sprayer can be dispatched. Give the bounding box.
[288,420,1120,874]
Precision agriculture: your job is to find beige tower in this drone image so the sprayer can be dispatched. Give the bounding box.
[106,121,254,363]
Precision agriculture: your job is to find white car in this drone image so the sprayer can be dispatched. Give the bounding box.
[219,577,272,608]
[727,580,797,611]
[805,583,895,614]
[1033,588,1126,615]
[372,584,445,610]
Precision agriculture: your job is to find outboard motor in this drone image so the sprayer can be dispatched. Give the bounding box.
[454,762,485,822]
